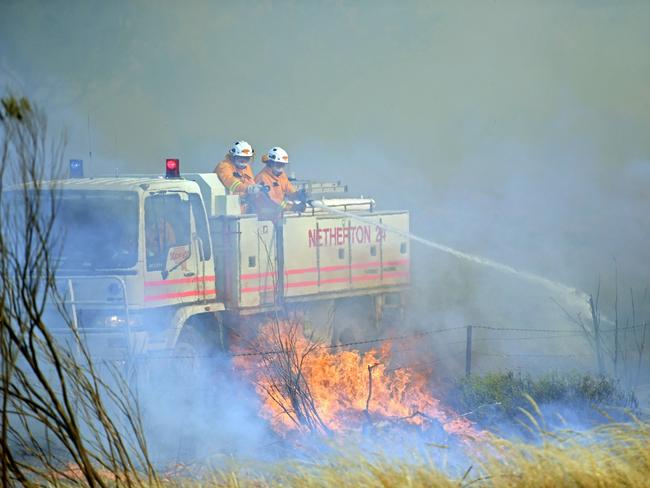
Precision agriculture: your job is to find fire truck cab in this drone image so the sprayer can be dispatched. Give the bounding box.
[50,163,410,359]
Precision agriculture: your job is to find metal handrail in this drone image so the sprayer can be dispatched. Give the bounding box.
[56,275,133,349]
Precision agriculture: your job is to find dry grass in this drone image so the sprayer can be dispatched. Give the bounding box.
[1,95,156,486]
[142,418,649,488]
[474,417,649,487]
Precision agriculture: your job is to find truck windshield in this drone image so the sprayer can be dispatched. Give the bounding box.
[54,190,139,270]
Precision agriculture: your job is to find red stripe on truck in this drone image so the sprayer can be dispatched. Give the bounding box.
[145,275,216,287]
[318,259,408,273]
[144,289,218,302]
[241,271,277,280]
[381,259,409,267]
[285,267,318,275]
[241,285,276,293]
[241,259,409,280]
[243,271,410,293]
[285,271,410,289]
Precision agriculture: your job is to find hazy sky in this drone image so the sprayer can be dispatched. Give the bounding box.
[1,0,649,298]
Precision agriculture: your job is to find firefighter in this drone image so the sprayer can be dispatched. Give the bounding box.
[145,213,177,269]
[214,140,263,212]
[254,147,306,213]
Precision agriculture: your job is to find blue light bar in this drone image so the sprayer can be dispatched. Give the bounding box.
[69,159,84,178]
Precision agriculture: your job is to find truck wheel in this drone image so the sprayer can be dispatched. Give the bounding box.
[153,318,224,462]
[172,318,222,386]
[173,334,205,378]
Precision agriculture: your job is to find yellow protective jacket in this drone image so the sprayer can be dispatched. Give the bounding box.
[254,165,297,210]
[214,156,255,195]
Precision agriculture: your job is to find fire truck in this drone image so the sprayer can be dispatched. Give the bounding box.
[51,159,410,360]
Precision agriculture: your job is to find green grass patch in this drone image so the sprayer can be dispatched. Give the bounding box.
[452,371,638,429]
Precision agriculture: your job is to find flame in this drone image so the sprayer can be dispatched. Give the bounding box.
[234,320,477,439]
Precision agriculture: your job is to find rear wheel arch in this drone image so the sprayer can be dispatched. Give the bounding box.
[166,304,225,350]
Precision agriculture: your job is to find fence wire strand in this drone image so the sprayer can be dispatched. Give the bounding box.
[123,323,601,362]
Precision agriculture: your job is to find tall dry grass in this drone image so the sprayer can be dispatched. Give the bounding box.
[145,418,648,487]
[1,95,156,486]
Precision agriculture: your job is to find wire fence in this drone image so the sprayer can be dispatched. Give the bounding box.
[84,319,648,381]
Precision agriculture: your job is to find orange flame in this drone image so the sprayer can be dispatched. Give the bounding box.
[234,320,477,438]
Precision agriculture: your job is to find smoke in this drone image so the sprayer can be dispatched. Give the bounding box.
[132,353,277,464]
[300,132,649,383]
[1,0,649,470]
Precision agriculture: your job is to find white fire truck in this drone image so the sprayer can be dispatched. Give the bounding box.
[50,160,410,359]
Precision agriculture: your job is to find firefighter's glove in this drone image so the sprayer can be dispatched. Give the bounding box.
[294,188,309,203]
[246,184,264,195]
[293,201,307,213]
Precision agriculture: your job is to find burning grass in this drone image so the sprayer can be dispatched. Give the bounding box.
[233,319,476,438]
[210,319,649,486]
[28,322,650,486]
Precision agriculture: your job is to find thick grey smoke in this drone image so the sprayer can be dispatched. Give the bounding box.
[1,0,649,461]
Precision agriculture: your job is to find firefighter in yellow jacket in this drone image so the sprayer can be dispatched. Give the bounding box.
[254,147,304,212]
[214,140,264,212]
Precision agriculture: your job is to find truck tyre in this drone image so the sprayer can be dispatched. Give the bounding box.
[146,315,224,462]
[171,314,223,387]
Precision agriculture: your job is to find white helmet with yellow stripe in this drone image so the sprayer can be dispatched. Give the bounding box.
[266,147,289,164]
[229,140,254,158]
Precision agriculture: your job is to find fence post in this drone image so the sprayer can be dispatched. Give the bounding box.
[465,325,473,377]
[589,295,605,376]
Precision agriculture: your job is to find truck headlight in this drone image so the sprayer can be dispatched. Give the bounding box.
[101,314,141,328]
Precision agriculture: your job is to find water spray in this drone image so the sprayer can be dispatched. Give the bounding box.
[310,200,596,320]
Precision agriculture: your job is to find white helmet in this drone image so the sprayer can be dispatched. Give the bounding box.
[266,146,289,164]
[229,140,254,158]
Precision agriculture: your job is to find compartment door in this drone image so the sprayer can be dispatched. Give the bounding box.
[256,219,277,305]
[210,217,240,309]
[379,213,410,287]
[315,216,351,294]
[349,214,383,290]
[237,217,264,308]
[282,215,318,298]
